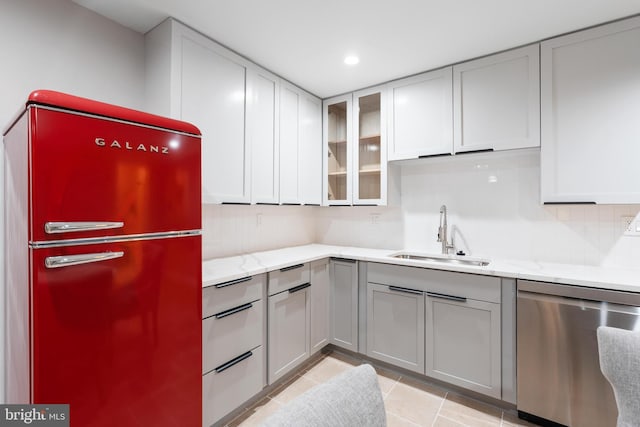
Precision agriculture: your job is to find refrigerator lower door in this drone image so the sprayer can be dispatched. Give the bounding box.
[30,235,201,427]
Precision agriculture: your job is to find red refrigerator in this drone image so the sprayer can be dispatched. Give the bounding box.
[3,90,202,426]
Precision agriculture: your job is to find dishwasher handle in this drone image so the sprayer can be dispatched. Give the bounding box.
[518,289,640,315]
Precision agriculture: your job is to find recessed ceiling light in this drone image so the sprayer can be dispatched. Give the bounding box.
[344,55,360,65]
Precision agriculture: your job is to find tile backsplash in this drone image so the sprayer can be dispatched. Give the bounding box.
[202,149,639,269]
[398,149,639,267]
[202,204,317,259]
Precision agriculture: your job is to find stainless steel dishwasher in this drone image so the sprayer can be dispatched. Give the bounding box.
[517,280,640,427]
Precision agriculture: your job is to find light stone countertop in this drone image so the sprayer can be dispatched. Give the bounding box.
[202,243,640,293]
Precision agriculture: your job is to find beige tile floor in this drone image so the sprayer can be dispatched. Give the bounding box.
[226,351,539,427]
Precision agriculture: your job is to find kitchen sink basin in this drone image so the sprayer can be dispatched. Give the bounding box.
[390,252,490,267]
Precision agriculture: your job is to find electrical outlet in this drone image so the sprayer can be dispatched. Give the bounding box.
[622,215,640,236]
[370,213,380,225]
[256,213,263,226]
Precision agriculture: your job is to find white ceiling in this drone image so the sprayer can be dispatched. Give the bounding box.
[73,0,640,98]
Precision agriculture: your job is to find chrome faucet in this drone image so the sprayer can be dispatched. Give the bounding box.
[437,205,455,255]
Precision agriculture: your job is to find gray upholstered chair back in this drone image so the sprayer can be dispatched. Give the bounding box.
[597,326,640,427]
[260,363,386,427]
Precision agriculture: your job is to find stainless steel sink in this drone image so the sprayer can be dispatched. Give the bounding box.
[390,252,490,267]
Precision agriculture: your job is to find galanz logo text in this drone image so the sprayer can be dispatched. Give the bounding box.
[94,137,170,154]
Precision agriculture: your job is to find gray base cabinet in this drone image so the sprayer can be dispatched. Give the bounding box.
[310,259,330,354]
[366,283,425,373]
[367,262,503,399]
[425,295,501,399]
[268,287,311,382]
[330,259,359,351]
[268,263,312,384]
[202,258,513,425]
[202,274,266,426]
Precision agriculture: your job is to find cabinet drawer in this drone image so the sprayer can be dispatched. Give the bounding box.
[203,274,264,318]
[268,263,310,296]
[203,345,264,427]
[203,299,263,374]
[368,263,501,303]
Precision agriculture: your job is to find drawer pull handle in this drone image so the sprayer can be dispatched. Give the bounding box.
[289,283,311,294]
[426,291,467,302]
[331,257,357,263]
[215,303,253,319]
[388,286,423,296]
[215,276,253,289]
[215,351,253,374]
[280,263,305,272]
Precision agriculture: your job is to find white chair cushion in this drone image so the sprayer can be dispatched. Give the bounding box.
[260,363,386,427]
[597,326,640,427]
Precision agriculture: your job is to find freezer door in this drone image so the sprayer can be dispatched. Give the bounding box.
[31,235,202,427]
[29,106,201,242]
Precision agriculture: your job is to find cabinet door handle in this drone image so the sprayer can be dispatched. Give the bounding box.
[280,263,305,272]
[455,148,494,155]
[215,302,253,319]
[289,283,311,294]
[214,351,253,374]
[215,276,252,289]
[388,286,423,296]
[543,201,596,205]
[45,251,124,268]
[426,291,467,303]
[418,153,452,159]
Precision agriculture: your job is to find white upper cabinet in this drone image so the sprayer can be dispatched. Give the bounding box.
[387,67,453,160]
[323,94,353,205]
[453,45,540,153]
[354,87,387,205]
[247,68,280,204]
[145,19,317,205]
[180,35,248,203]
[145,20,251,203]
[299,93,323,205]
[279,83,300,204]
[540,16,640,204]
[280,82,322,205]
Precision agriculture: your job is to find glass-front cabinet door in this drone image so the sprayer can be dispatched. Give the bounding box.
[323,94,352,205]
[354,87,386,205]
[322,89,387,206]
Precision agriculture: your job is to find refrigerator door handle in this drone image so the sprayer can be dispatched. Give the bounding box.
[45,221,124,234]
[45,251,124,269]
